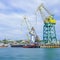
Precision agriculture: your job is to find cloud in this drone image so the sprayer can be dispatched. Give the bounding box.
[0,0,60,40]
[0,2,6,9]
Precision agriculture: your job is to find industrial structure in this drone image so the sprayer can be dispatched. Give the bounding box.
[36,4,57,44]
[10,4,60,48]
[23,16,39,43]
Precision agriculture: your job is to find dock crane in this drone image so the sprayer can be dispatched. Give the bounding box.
[23,16,40,43]
[36,4,57,44]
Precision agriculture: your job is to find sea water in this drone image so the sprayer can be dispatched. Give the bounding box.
[0,48,60,60]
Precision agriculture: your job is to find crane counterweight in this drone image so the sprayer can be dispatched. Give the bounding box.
[44,16,56,24]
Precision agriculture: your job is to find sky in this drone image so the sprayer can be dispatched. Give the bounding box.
[0,0,60,40]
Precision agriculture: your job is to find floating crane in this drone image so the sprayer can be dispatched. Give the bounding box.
[23,16,39,43]
[36,4,57,44]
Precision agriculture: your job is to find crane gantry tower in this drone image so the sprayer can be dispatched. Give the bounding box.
[36,4,57,44]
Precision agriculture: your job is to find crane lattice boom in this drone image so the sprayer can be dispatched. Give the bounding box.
[37,4,56,24]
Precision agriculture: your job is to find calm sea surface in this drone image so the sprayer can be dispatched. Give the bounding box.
[0,48,60,60]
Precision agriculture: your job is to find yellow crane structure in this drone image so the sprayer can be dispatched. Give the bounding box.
[36,4,57,44]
